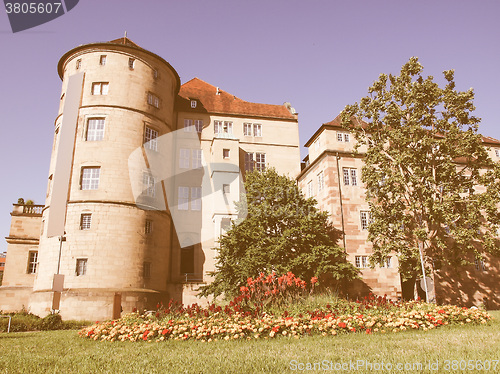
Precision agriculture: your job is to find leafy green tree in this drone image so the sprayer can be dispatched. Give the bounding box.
[341,57,500,295]
[200,168,358,298]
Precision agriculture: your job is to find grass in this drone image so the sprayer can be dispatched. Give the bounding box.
[0,311,498,373]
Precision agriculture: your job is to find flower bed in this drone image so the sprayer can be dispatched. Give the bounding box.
[79,301,491,343]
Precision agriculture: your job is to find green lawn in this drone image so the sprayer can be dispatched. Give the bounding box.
[1,311,499,374]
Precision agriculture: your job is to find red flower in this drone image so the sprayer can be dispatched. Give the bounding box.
[310,276,318,285]
[272,326,280,332]
[438,309,445,314]
[338,322,347,328]
[162,329,170,335]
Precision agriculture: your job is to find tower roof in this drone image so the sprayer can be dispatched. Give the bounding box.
[177,78,297,121]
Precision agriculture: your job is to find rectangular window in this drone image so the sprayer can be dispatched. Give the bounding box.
[223,121,233,134]
[496,149,500,158]
[243,123,252,136]
[360,211,370,230]
[255,153,266,171]
[384,257,392,268]
[184,119,193,132]
[343,168,357,186]
[253,123,262,137]
[76,59,81,69]
[179,148,190,169]
[355,255,369,268]
[191,187,202,211]
[144,127,158,151]
[145,219,153,234]
[317,171,324,192]
[337,132,350,142]
[143,262,151,278]
[337,133,343,142]
[143,172,155,197]
[214,120,223,134]
[307,180,313,198]
[81,167,100,190]
[153,69,158,79]
[344,133,350,142]
[80,213,91,230]
[194,119,203,133]
[223,149,230,159]
[180,246,194,275]
[128,58,135,69]
[223,184,230,194]
[76,259,87,276]
[86,118,105,141]
[192,149,203,169]
[178,187,189,210]
[245,153,254,171]
[99,55,106,65]
[190,100,197,108]
[28,251,38,274]
[92,82,109,95]
[147,92,159,108]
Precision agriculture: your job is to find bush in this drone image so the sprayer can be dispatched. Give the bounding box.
[0,310,92,332]
[39,313,63,330]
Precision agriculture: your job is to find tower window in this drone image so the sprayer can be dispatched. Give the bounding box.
[27,251,38,274]
[81,167,100,190]
[76,59,81,70]
[99,55,106,65]
[147,92,159,108]
[360,211,371,230]
[144,126,158,151]
[76,259,87,276]
[223,149,230,159]
[80,214,92,230]
[143,262,151,278]
[143,172,155,197]
[145,220,153,234]
[92,82,109,95]
[180,246,194,275]
[128,58,135,69]
[86,118,105,141]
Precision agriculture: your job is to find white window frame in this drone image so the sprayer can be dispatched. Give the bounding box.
[147,92,159,108]
[86,118,105,141]
[179,148,190,169]
[214,120,223,134]
[192,149,203,169]
[253,123,262,137]
[92,82,109,95]
[243,123,252,136]
[255,153,266,171]
[143,172,156,197]
[80,213,92,230]
[145,219,153,234]
[28,251,38,274]
[194,119,203,133]
[191,187,202,211]
[343,168,357,186]
[81,167,100,190]
[337,132,350,142]
[184,119,193,132]
[99,55,106,65]
[245,153,254,171]
[317,171,324,192]
[128,58,135,69]
[360,210,370,230]
[178,187,189,210]
[144,126,158,151]
[307,180,313,198]
[223,149,230,159]
[191,100,197,108]
[355,255,369,268]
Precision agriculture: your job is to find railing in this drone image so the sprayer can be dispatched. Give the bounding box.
[182,273,204,283]
[22,205,44,215]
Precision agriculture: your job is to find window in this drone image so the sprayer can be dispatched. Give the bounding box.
[76,59,81,69]
[475,259,486,271]
[99,55,106,65]
[191,187,202,211]
[255,153,266,171]
[360,211,370,230]
[223,149,230,159]
[191,100,197,108]
[179,148,190,169]
[145,219,153,234]
[307,180,313,198]
[147,92,159,108]
[143,172,155,197]
[223,184,230,194]
[184,119,193,131]
[317,171,324,192]
[382,257,392,268]
[254,124,262,137]
[80,214,91,230]
[28,251,38,274]
[221,218,231,235]
[81,167,100,190]
[337,132,350,142]
[86,118,105,141]
[178,187,189,210]
[495,149,500,158]
[144,127,158,151]
[153,69,158,79]
[192,149,203,169]
[245,153,254,171]
[243,123,252,136]
[214,120,232,135]
[343,168,357,186]
[355,255,369,268]
[92,82,109,95]
[76,259,87,276]
[128,58,135,69]
[143,262,151,278]
[194,120,203,133]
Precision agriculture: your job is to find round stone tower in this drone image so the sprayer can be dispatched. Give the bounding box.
[29,37,180,320]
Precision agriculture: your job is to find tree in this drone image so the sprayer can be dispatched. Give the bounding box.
[199,168,358,298]
[340,57,500,297]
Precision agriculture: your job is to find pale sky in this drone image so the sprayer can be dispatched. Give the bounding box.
[1,0,499,253]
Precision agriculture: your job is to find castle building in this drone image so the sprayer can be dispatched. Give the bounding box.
[1,38,498,319]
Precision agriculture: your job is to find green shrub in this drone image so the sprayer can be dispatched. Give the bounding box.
[39,313,63,330]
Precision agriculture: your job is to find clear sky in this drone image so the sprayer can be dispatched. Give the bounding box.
[1,0,499,253]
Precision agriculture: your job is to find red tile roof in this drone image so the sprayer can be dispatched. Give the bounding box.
[177,78,297,121]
